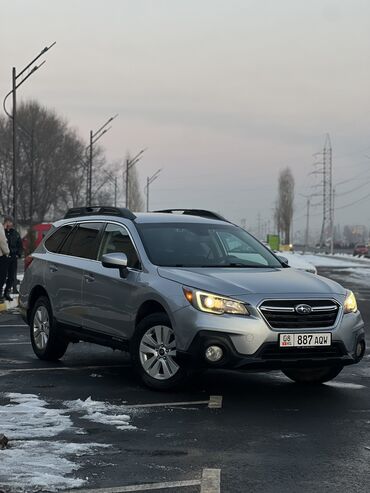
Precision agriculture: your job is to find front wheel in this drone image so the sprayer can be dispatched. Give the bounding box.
[282,365,343,384]
[30,296,69,361]
[131,313,190,390]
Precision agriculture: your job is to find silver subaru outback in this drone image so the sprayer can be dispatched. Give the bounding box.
[20,207,365,390]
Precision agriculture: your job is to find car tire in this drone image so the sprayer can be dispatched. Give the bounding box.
[30,296,69,361]
[131,312,190,390]
[282,365,343,384]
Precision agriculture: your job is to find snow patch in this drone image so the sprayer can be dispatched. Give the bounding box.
[300,254,366,268]
[0,393,109,492]
[0,440,107,492]
[280,432,306,439]
[64,396,136,431]
[325,381,366,390]
[0,393,75,439]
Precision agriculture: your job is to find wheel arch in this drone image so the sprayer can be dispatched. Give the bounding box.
[27,285,50,323]
[135,299,172,328]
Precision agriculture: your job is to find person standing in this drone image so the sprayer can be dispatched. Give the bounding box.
[3,216,22,300]
[0,217,10,303]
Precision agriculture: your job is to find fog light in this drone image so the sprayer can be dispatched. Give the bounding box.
[205,345,224,363]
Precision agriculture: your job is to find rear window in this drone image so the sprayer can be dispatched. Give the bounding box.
[44,225,74,253]
[60,222,102,260]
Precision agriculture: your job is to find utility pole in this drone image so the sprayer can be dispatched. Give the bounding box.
[124,148,147,208]
[257,213,261,239]
[12,68,17,226]
[304,197,310,254]
[315,134,333,250]
[87,114,118,206]
[103,170,118,207]
[3,42,56,226]
[330,187,336,255]
[145,169,162,212]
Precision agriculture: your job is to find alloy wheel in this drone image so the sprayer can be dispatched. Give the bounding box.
[33,305,50,350]
[139,325,179,380]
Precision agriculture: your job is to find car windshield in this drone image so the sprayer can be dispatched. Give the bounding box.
[137,222,282,268]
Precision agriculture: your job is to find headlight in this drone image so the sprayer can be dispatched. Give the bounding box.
[344,290,358,313]
[183,288,249,315]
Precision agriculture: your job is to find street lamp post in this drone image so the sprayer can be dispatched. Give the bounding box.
[145,169,162,212]
[104,170,118,207]
[87,114,118,206]
[125,148,147,208]
[3,42,56,226]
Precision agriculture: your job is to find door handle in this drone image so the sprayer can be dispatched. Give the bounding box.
[49,265,58,273]
[84,273,95,283]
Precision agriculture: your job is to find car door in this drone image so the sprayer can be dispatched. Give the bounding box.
[51,221,103,328]
[81,222,142,341]
[43,223,86,328]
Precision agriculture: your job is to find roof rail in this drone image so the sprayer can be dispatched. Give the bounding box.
[64,206,136,221]
[154,209,229,222]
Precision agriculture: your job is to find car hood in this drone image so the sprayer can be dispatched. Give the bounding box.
[157,266,345,297]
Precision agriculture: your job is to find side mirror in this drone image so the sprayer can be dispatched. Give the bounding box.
[277,255,289,267]
[101,252,129,278]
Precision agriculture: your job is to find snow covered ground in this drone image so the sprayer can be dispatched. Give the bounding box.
[299,253,369,268]
[297,253,370,288]
[0,393,136,492]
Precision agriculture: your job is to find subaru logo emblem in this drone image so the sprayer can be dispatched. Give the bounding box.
[295,304,312,315]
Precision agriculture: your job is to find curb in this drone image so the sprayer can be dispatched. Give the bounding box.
[0,297,19,313]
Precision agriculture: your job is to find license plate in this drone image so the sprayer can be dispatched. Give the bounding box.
[279,333,331,348]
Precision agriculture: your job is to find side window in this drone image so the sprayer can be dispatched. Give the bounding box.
[44,225,74,253]
[99,223,141,269]
[64,223,102,260]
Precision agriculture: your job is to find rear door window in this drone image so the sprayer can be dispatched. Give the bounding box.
[62,222,103,260]
[45,224,74,253]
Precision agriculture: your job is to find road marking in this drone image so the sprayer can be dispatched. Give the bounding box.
[0,324,28,327]
[125,395,222,409]
[1,342,29,345]
[64,479,201,492]
[0,364,129,375]
[201,469,221,493]
[208,395,223,409]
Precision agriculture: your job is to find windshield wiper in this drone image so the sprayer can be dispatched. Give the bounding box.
[198,263,270,268]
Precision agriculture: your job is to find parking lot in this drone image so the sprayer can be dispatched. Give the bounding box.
[1,266,370,493]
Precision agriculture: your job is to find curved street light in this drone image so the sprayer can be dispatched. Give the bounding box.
[87,114,118,206]
[2,42,56,226]
[145,168,162,212]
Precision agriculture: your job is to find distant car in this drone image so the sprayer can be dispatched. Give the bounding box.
[22,223,52,253]
[353,244,368,257]
[23,223,52,269]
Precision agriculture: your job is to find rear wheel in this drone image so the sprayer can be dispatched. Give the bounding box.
[131,313,190,390]
[30,296,68,361]
[282,365,343,384]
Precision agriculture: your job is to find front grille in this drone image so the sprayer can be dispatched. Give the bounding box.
[259,343,346,360]
[259,299,340,329]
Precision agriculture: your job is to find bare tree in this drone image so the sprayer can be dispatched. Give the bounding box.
[275,167,294,244]
[0,100,87,223]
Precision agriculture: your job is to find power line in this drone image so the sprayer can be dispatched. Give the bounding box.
[335,191,370,211]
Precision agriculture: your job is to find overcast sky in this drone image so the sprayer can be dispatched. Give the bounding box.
[1,0,370,236]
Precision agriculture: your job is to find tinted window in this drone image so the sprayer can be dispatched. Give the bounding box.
[44,225,74,253]
[99,223,140,269]
[63,222,102,260]
[137,222,282,268]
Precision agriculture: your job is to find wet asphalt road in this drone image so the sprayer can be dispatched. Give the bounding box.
[0,266,370,493]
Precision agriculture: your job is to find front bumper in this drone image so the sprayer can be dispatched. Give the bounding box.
[174,304,366,371]
[176,330,365,370]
